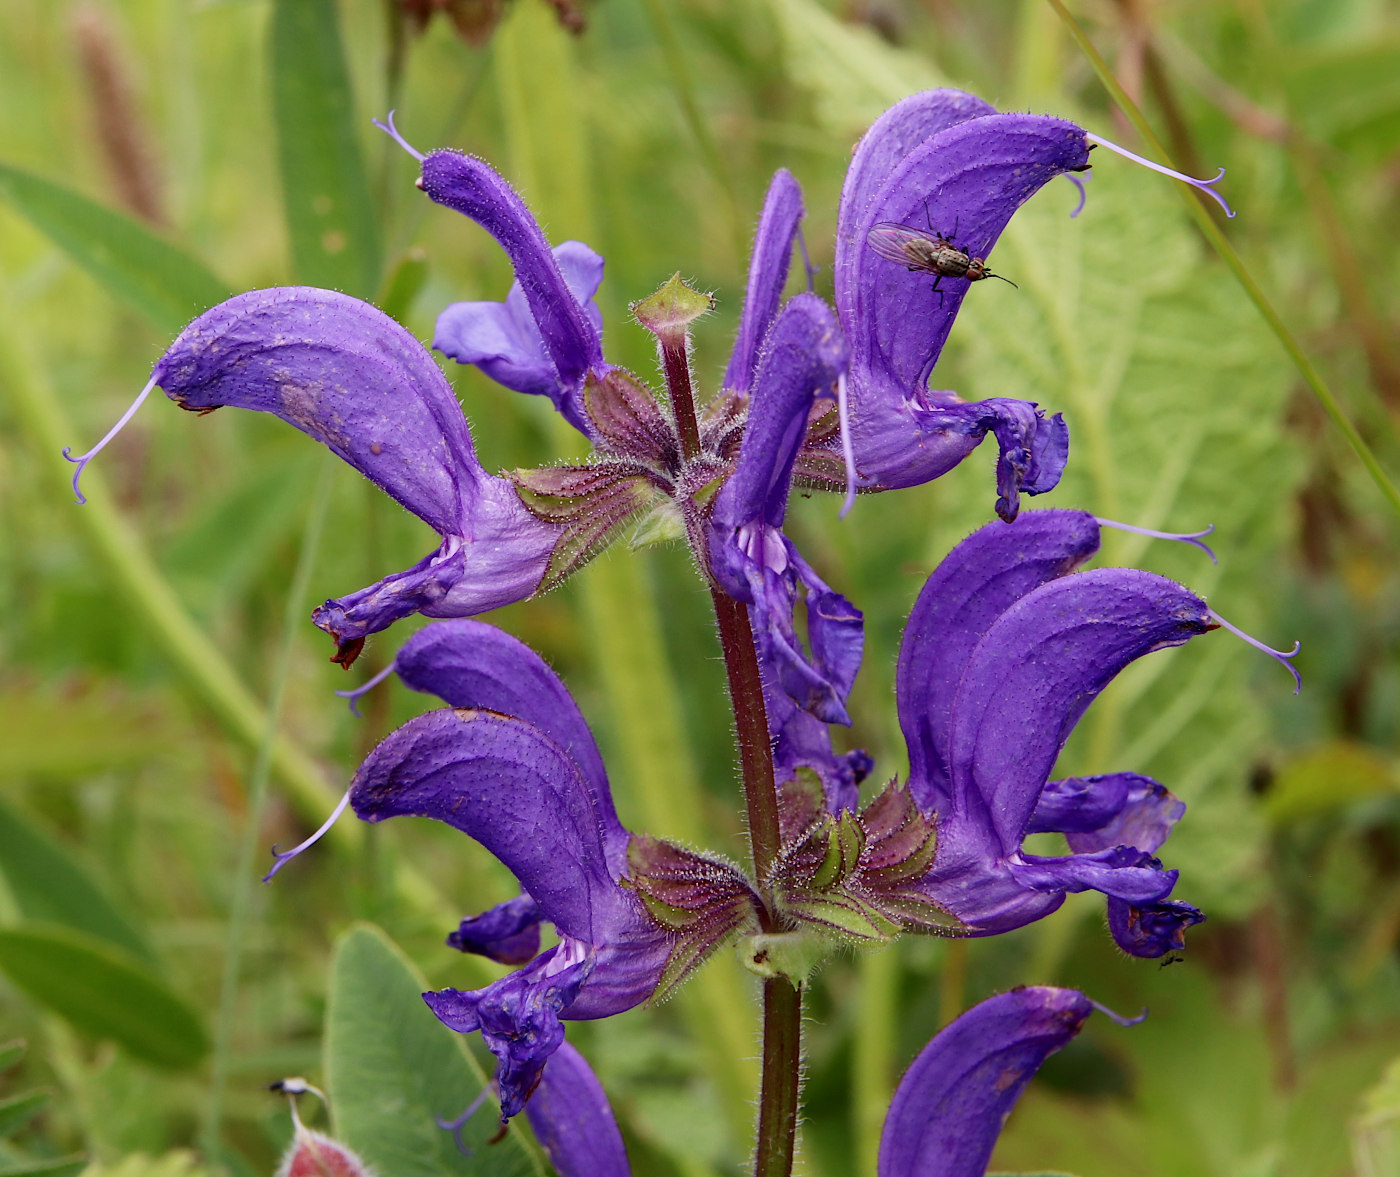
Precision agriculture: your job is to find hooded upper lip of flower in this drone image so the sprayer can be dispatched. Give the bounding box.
[792,88,1091,521]
[889,508,1209,957]
[346,617,759,1121]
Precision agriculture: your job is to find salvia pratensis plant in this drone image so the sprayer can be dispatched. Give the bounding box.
[68,90,1297,1177]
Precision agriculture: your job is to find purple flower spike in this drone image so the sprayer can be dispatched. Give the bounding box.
[723,168,805,395]
[526,1042,632,1177]
[1108,897,1207,958]
[878,986,1093,1177]
[892,510,1212,955]
[819,93,1088,516]
[710,293,862,725]
[1086,133,1237,218]
[418,151,608,435]
[147,288,562,666]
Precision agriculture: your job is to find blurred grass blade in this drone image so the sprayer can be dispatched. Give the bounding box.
[0,1091,49,1138]
[0,162,230,336]
[0,307,351,846]
[325,924,543,1177]
[1045,0,1400,517]
[0,1044,23,1074]
[270,0,381,297]
[0,923,208,1070]
[0,796,156,966]
[0,1158,87,1177]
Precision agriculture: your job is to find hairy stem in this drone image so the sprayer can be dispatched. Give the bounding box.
[660,329,703,462]
[709,588,782,886]
[659,310,798,1177]
[754,978,803,1177]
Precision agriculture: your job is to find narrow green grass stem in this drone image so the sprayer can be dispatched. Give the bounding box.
[200,458,333,1166]
[0,309,352,830]
[1046,0,1400,517]
[853,948,898,1177]
[636,0,744,261]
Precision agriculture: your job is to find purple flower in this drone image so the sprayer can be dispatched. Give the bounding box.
[879,986,1094,1177]
[892,509,1208,956]
[348,619,761,1119]
[513,986,1098,1177]
[143,287,562,666]
[794,90,1091,520]
[526,1042,631,1177]
[416,146,609,437]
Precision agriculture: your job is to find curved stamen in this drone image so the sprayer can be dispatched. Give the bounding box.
[1065,172,1090,219]
[263,788,353,882]
[335,661,397,717]
[797,224,818,294]
[372,109,426,163]
[62,375,159,505]
[1095,517,1217,564]
[1090,998,1148,1027]
[436,1087,491,1156]
[1085,133,1236,219]
[1208,609,1302,694]
[835,372,859,519]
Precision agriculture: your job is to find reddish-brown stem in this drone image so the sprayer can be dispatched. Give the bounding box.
[754,977,803,1177]
[709,587,783,889]
[659,329,702,461]
[659,318,800,1177]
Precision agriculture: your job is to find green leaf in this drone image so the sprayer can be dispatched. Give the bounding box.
[0,1043,24,1075]
[1264,740,1400,823]
[0,924,207,1070]
[269,0,381,297]
[0,1158,87,1177]
[767,0,945,133]
[324,924,542,1177]
[0,795,156,964]
[0,1091,48,1138]
[0,162,230,336]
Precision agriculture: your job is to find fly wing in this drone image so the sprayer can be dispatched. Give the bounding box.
[866,222,937,268]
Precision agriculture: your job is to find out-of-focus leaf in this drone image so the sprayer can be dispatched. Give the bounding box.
[0,685,181,780]
[767,0,943,133]
[1264,740,1399,823]
[0,795,155,964]
[0,1157,87,1177]
[0,924,207,1070]
[78,1151,208,1177]
[0,1044,24,1075]
[269,0,381,296]
[0,162,230,336]
[1355,1055,1400,1177]
[0,1092,48,1139]
[324,924,542,1177]
[1283,39,1400,158]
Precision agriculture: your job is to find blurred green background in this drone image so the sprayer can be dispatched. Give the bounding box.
[2,0,1400,1174]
